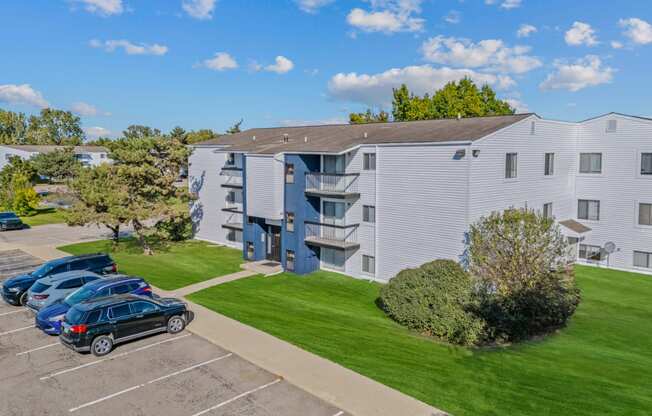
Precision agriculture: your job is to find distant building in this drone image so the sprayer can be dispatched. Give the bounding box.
[0,145,111,170]
[188,112,652,281]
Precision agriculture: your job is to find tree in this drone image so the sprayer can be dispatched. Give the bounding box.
[122,125,162,140]
[226,119,243,134]
[31,147,82,182]
[168,126,187,142]
[0,109,27,144]
[468,208,580,342]
[185,129,219,144]
[349,109,389,124]
[25,108,84,145]
[0,158,39,215]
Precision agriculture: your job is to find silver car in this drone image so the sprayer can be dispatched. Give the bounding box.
[26,271,103,312]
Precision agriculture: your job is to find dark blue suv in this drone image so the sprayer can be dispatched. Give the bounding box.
[36,275,152,335]
[1,254,116,306]
[0,212,25,231]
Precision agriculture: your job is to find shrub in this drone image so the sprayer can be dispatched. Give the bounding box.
[12,187,40,216]
[155,212,193,242]
[379,259,485,346]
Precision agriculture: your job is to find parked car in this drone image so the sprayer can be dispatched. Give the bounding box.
[1,254,116,306]
[0,212,24,231]
[59,294,189,356]
[26,271,103,312]
[35,275,152,335]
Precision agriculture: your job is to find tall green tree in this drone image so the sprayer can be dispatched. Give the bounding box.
[0,109,28,144]
[31,147,82,182]
[122,125,162,140]
[168,126,187,142]
[185,129,219,144]
[26,108,84,145]
[226,119,243,134]
[349,109,389,124]
[0,157,39,214]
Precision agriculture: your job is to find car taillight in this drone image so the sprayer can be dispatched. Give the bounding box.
[70,324,88,334]
[111,264,117,273]
[141,286,152,293]
[33,294,49,300]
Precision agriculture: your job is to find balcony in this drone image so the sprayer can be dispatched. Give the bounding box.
[221,175,243,189]
[222,213,243,231]
[305,172,359,199]
[304,221,360,250]
[222,201,243,214]
[221,163,242,172]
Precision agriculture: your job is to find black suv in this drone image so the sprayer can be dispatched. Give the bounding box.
[1,254,116,306]
[0,212,25,231]
[60,294,190,356]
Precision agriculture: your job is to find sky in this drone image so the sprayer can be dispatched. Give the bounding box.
[1,0,651,139]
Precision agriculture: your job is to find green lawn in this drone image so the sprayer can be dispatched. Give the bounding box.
[188,266,652,416]
[20,207,67,227]
[59,239,244,290]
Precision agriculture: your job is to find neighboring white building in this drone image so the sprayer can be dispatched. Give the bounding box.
[188,113,652,282]
[0,145,111,171]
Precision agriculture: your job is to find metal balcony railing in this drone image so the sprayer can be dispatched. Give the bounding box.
[304,221,359,249]
[305,172,359,196]
[221,175,243,188]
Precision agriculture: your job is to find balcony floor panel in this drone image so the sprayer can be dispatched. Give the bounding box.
[305,190,360,199]
[305,236,360,250]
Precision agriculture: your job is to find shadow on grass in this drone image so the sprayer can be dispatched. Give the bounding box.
[103,237,185,255]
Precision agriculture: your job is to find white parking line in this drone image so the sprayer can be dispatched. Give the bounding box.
[0,309,25,317]
[0,325,34,336]
[332,411,344,416]
[191,378,283,416]
[16,342,61,356]
[40,334,192,380]
[68,354,233,413]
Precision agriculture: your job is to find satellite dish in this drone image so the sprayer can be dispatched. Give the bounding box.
[604,242,616,254]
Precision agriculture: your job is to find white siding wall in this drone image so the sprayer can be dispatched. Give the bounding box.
[575,115,652,273]
[245,154,284,220]
[375,144,471,282]
[0,147,36,170]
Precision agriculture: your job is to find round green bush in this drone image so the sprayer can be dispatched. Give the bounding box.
[379,259,485,346]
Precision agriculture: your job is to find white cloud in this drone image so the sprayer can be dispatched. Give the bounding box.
[264,56,295,74]
[619,17,652,45]
[85,126,112,138]
[565,21,598,46]
[420,36,542,74]
[72,0,124,16]
[540,55,614,92]
[71,102,110,117]
[444,10,461,24]
[0,84,49,108]
[89,39,168,55]
[611,40,624,49]
[294,0,334,13]
[328,65,515,107]
[346,0,425,34]
[517,24,537,38]
[277,117,347,127]
[182,0,217,20]
[485,0,522,10]
[199,52,238,71]
[504,98,529,112]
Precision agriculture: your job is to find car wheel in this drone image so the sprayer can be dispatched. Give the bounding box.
[167,316,186,334]
[19,292,28,306]
[91,335,113,357]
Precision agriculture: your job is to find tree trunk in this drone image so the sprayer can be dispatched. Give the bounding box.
[132,219,153,256]
[106,224,120,243]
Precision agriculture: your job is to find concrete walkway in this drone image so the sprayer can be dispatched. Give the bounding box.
[166,270,257,297]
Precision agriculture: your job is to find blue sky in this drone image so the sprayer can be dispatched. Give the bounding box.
[1,0,651,138]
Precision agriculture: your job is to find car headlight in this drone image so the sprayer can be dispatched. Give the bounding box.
[48,314,65,322]
[7,287,21,293]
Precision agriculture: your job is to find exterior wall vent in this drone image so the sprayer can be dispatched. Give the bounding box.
[252,135,256,141]
[363,132,368,139]
[606,119,617,133]
[304,136,308,143]
[283,134,289,143]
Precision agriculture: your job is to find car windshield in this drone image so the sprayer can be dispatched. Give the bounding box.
[31,263,56,278]
[31,282,51,293]
[0,213,18,219]
[64,287,95,306]
[65,307,85,324]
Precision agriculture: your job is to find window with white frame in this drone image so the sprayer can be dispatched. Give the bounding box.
[639,203,652,226]
[226,153,235,165]
[227,229,242,243]
[634,251,652,268]
[505,153,518,179]
[286,212,295,232]
[286,250,295,271]
[362,255,375,274]
[641,153,652,175]
[579,153,602,174]
[285,163,294,183]
[578,199,600,221]
[363,205,375,223]
[579,244,603,261]
[543,202,553,219]
[363,153,376,170]
[544,153,555,176]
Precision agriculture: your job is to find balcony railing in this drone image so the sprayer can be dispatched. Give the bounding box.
[222,213,243,230]
[304,221,359,250]
[221,175,243,188]
[222,201,243,213]
[305,172,359,197]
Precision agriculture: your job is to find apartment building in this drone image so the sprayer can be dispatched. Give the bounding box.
[0,145,110,170]
[188,112,652,282]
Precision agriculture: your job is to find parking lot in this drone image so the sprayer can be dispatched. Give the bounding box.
[0,289,346,416]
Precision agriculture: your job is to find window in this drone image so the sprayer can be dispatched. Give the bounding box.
[70,259,90,271]
[363,205,376,223]
[530,121,536,135]
[363,153,376,171]
[85,310,102,324]
[634,251,652,268]
[226,229,242,242]
[579,244,603,261]
[226,191,236,203]
[321,247,344,270]
[131,301,158,314]
[57,278,84,290]
[606,119,617,133]
[226,153,235,165]
[579,153,602,174]
[246,242,255,259]
[286,250,295,272]
[543,203,553,219]
[544,153,555,176]
[100,153,106,159]
[285,163,295,183]
[286,212,295,232]
[109,304,131,319]
[639,203,652,226]
[578,200,600,221]
[247,216,254,225]
[641,153,652,175]
[50,264,69,275]
[362,255,375,274]
[111,284,131,295]
[505,153,518,179]
[323,155,344,174]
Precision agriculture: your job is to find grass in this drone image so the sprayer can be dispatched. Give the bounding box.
[188,266,652,416]
[20,207,67,227]
[59,238,244,290]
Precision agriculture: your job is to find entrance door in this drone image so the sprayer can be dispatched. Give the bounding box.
[267,225,281,262]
